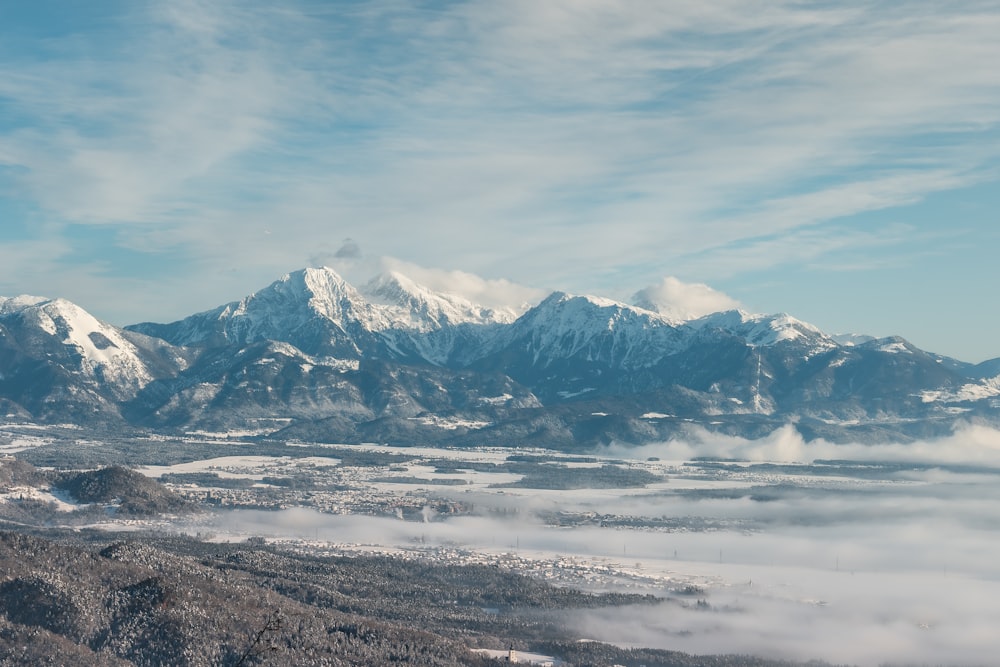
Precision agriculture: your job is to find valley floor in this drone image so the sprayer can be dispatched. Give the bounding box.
[4,424,1000,665]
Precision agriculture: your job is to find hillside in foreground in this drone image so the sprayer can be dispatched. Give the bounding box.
[0,529,816,667]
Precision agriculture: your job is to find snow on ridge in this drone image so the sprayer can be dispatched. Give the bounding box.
[832,333,877,346]
[47,298,124,363]
[0,295,49,315]
[360,270,517,330]
[301,266,362,321]
[921,376,1000,404]
[0,296,158,391]
[478,394,513,406]
[877,340,911,354]
[536,291,677,325]
[130,268,854,365]
[209,267,515,344]
[202,267,371,346]
[46,299,158,389]
[691,310,835,348]
[241,340,360,373]
[258,340,311,360]
[508,291,686,368]
[576,293,628,310]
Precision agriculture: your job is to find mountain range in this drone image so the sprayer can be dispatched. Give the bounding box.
[1,266,997,447]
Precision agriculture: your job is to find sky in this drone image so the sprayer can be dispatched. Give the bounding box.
[0,0,998,361]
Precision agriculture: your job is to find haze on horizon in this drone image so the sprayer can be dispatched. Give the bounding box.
[1,1,998,362]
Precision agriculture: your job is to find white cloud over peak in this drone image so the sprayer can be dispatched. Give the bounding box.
[633,276,742,321]
[377,258,547,314]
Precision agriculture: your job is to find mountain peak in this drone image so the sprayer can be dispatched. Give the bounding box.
[360,271,518,328]
[297,266,363,320]
[0,295,50,315]
[0,294,186,396]
[539,291,627,310]
[361,270,429,306]
[533,291,675,325]
[691,309,835,347]
[224,265,368,322]
[298,265,350,290]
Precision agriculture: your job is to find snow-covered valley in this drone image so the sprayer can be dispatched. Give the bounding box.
[5,424,1000,665]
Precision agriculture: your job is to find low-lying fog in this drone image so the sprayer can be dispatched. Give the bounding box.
[197,424,1000,666]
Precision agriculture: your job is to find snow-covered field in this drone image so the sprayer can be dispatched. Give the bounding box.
[8,424,1000,665]
[138,455,341,481]
[0,485,84,512]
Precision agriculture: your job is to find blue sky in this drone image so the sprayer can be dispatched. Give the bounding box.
[1,1,998,361]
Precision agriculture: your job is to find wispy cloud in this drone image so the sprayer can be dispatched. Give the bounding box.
[0,2,301,223]
[671,221,922,278]
[0,0,998,328]
[376,257,548,313]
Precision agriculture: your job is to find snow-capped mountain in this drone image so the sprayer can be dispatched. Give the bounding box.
[128,267,380,357]
[0,296,190,392]
[360,270,518,329]
[0,296,191,423]
[487,291,684,367]
[689,310,838,350]
[1,268,998,444]
[128,267,513,365]
[358,270,516,365]
[468,292,691,402]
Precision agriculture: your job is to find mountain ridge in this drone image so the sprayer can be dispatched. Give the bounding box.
[0,266,996,446]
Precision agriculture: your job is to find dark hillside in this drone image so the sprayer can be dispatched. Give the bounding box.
[0,530,834,667]
[54,466,191,515]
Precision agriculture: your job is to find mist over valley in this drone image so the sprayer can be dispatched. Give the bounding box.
[4,421,1000,665]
